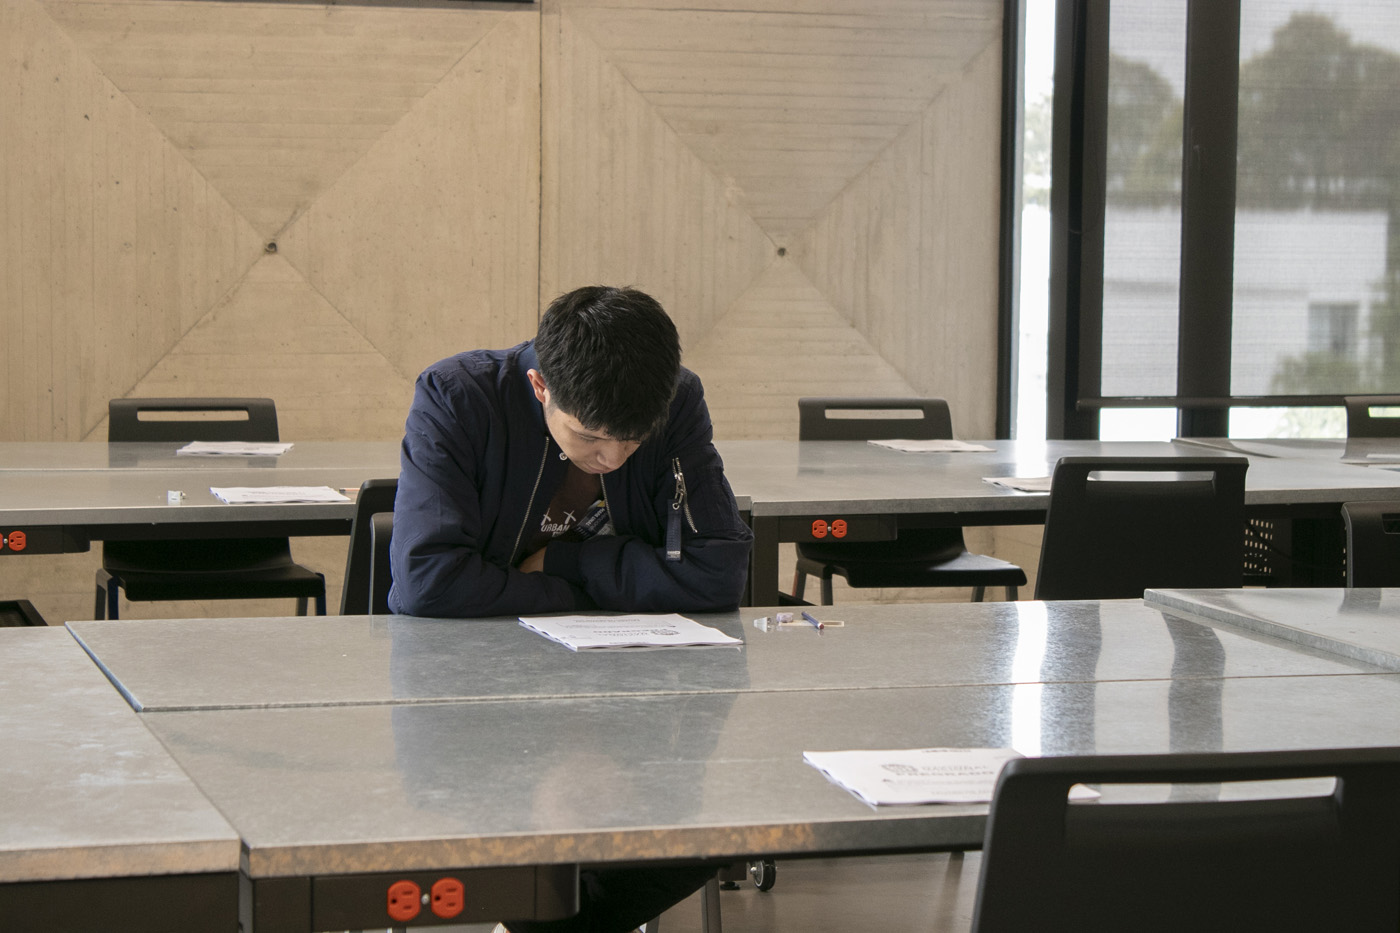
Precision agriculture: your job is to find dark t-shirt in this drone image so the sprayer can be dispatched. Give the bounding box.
[520,462,606,560]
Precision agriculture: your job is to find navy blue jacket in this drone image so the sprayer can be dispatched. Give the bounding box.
[388,342,752,617]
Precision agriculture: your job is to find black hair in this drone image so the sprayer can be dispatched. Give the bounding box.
[534,286,681,441]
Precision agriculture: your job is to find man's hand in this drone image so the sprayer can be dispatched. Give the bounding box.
[518,546,547,574]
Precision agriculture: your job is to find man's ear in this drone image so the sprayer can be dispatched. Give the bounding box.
[526,368,550,406]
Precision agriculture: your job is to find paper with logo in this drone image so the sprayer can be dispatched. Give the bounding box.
[803,747,1099,806]
[982,476,1053,493]
[210,486,350,504]
[867,439,994,453]
[177,441,293,456]
[518,613,743,651]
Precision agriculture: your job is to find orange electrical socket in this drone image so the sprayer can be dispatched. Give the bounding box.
[386,880,422,922]
[830,520,848,538]
[811,519,828,538]
[431,877,465,918]
[8,531,26,551]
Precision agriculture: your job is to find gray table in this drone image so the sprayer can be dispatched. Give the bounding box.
[1175,435,1400,467]
[0,628,240,931]
[716,438,1400,602]
[0,441,401,556]
[1145,586,1400,671]
[27,598,1400,931]
[0,440,402,473]
[144,672,1400,879]
[67,600,1385,712]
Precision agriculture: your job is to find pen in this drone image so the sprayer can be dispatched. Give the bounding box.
[801,611,824,631]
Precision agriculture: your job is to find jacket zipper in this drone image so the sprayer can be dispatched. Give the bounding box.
[673,458,697,532]
[666,457,697,561]
[510,437,551,565]
[599,472,615,528]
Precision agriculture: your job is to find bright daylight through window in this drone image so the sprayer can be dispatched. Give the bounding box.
[1015,0,1400,441]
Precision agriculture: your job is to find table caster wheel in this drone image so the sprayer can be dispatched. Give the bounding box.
[748,859,776,892]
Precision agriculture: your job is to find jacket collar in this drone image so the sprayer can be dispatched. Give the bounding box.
[514,341,550,438]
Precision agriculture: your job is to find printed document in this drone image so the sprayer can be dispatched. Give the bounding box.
[982,475,1053,493]
[177,441,293,456]
[210,486,350,504]
[804,747,1098,806]
[519,613,743,651]
[868,439,994,453]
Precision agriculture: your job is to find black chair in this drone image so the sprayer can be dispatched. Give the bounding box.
[1342,500,1400,587]
[95,398,327,620]
[1346,395,1400,437]
[1,599,48,626]
[339,478,398,614]
[792,398,1026,604]
[1034,456,1248,601]
[971,747,1400,932]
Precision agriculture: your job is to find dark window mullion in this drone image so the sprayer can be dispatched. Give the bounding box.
[1048,0,1108,439]
[1176,0,1241,437]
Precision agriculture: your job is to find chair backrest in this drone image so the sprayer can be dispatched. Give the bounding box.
[971,747,1400,932]
[1034,456,1248,600]
[1346,396,1400,439]
[108,398,279,442]
[1342,500,1400,587]
[797,397,953,441]
[340,478,398,614]
[369,513,394,615]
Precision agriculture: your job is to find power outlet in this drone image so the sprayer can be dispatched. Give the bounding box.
[431,877,465,918]
[386,879,422,922]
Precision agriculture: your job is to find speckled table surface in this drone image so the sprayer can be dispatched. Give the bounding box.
[0,627,239,884]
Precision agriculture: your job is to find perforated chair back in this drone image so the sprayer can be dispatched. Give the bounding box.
[972,747,1400,932]
[1342,500,1400,587]
[1034,456,1248,600]
[1346,395,1400,438]
[109,397,279,443]
[798,397,954,441]
[340,478,398,614]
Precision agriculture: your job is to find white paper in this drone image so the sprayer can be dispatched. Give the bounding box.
[209,486,350,504]
[518,613,743,651]
[177,441,293,456]
[982,475,1053,493]
[803,747,1098,806]
[867,439,994,453]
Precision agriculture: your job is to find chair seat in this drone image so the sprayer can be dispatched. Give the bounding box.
[796,527,967,565]
[103,538,305,574]
[106,563,326,602]
[98,538,325,612]
[1,599,48,627]
[796,548,1027,589]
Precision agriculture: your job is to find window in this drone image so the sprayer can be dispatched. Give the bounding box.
[1046,0,1400,440]
[1307,302,1360,358]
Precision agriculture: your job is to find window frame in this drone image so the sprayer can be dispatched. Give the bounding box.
[1045,0,1368,439]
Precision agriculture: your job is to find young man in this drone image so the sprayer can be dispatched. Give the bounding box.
[389,285,752,617]
[388,286,752,931]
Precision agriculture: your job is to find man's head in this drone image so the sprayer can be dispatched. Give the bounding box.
[528,286,681,472]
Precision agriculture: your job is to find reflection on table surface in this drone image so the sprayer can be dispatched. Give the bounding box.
[142,671,1400,876]
[66,599,1385,713]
